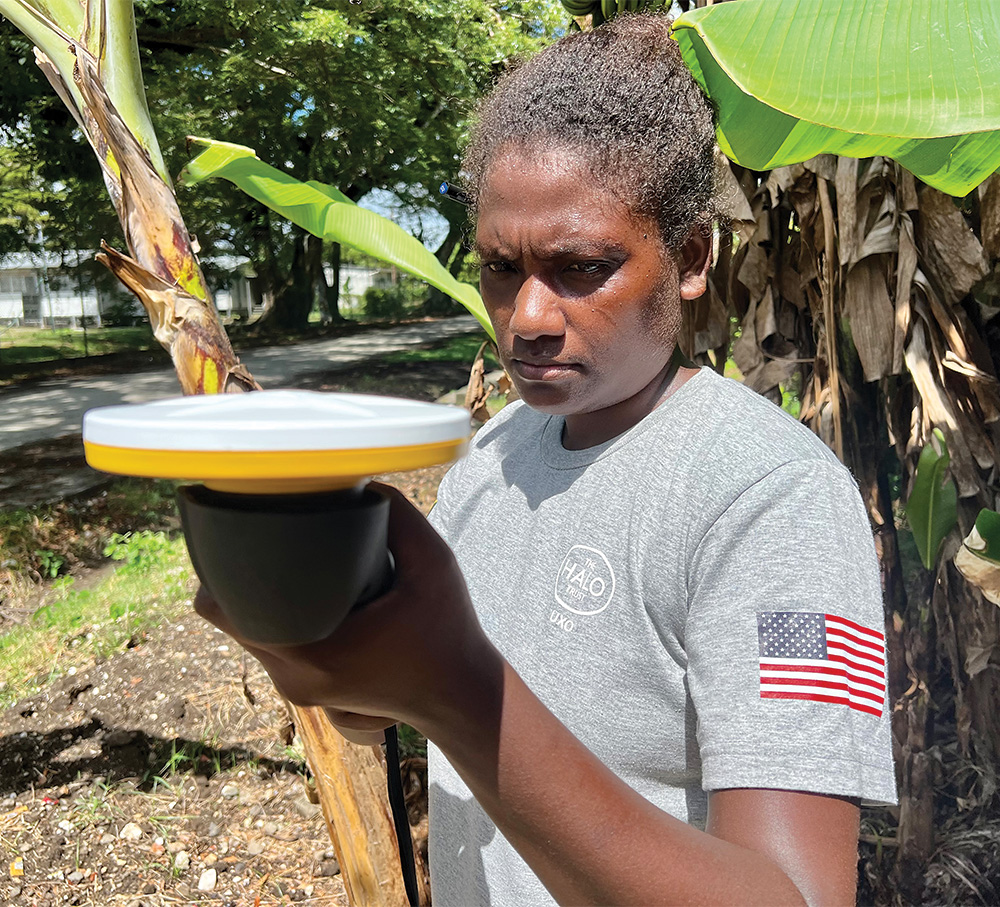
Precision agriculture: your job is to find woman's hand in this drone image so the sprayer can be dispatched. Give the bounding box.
[193,483,505,736]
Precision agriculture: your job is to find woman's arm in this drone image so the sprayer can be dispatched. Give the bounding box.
[195,485,859,906]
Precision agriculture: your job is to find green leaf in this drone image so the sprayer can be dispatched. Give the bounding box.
[960,509,1000,566]
[672,0,1000,196]
[179,137,493,339]
[973,510,1000,563]
[955,509,1000,604]
[907,429,959,570]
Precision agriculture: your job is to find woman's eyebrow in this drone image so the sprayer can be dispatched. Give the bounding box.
[474,241,505,259]
[545,240,628,258]
[475,239,628,259]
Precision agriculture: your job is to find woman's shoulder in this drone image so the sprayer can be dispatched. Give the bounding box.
[638,369,855,529]
[671,369,844,473]
[432,399,546,518]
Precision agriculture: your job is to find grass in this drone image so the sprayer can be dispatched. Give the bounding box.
[0,315,486,374]
[0,325,158,367]
[156,737,232,778]
[71,781,118,828]
[381,333,499,369]
[0,529,195,711]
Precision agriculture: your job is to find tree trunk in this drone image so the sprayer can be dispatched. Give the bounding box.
[894,571,936,903]
[425,219,466,316]
[269,233,313,331]
[934,511,1000,767]
[324,241,347,322]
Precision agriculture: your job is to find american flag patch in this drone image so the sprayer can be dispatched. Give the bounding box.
[757,611,886,717]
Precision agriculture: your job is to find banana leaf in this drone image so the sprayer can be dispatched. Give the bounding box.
[672,0,1000,197]
[907,430,958,570]
[956,509,1000,605]
[179,138,493,339]
[968,509,1000,565]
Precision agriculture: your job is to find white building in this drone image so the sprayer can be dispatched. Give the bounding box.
[330,263,397,315]
[0,251,391,326]
[0,251,259,327]
[0,251,105,327]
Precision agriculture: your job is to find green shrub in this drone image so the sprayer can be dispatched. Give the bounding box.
[420,288,465,317]
[34,548,66,578]
[361,278,427,321]
[103,530,175,574]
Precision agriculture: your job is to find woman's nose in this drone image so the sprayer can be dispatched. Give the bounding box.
[509,275,565,340]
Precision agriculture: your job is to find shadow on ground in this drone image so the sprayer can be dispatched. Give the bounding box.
[0,717,301,794]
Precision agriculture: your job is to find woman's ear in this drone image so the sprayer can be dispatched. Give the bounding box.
[678,227,712,300]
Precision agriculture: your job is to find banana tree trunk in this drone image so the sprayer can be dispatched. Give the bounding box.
[297,709,430,905]
[102,136,421,904]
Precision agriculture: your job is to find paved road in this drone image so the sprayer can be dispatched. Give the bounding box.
[0,317,483,451]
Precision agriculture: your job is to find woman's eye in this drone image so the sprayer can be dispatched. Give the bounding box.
[566,261,607,276]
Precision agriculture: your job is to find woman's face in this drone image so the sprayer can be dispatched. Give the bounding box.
[475,148,709,447]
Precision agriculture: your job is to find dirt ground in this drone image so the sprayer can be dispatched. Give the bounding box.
[0,355,472,906]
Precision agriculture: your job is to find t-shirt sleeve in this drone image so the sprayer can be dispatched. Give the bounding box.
[685,458,897,804]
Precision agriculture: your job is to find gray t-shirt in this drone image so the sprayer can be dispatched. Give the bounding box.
[427,368,896,906]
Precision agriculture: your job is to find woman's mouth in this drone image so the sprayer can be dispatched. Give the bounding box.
[511,359,579,381]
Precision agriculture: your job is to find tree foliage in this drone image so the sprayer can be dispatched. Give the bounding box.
[0,144,49,249]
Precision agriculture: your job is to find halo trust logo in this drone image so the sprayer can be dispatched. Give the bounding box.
[554,544,616,616]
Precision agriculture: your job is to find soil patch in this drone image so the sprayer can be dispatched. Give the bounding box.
[0,614,347,906]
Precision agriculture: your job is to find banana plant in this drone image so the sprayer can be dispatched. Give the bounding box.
[0,6,422,903]
[671,0,1000,197]
[0,0,256,394]
[178,137,494,340]
[907,429,959,571]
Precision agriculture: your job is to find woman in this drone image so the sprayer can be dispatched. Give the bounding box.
[198,14,895,905]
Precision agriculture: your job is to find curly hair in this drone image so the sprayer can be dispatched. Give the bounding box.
[462,13,716,249]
